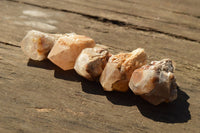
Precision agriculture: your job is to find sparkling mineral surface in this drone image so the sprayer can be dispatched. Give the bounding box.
[129,59,177,105]
[48,33,95,70]
[100,48,147,92]
[21,30,61,61]
[74,45,111,81]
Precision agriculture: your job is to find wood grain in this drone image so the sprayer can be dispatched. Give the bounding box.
[0,0,200,132]
[13,0,200,42]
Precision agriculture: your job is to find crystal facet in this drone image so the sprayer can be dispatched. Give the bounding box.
[48,33,95,70]
[21,30,61,61]
[100,48,147,92]
[74,45,111,81]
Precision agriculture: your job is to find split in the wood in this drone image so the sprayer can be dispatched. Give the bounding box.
[20,30,178,105]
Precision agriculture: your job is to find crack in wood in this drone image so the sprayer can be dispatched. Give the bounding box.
[82,17,200,44]
[0,41,20,48]
[0,38,129,53]
[172,11,200,19]
[50,0,200,31]
[6,0,200,44]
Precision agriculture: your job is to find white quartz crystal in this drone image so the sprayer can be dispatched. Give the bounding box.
[21,30,61,61]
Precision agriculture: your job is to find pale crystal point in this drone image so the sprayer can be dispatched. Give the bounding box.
[48,34,95,70]
[100,48,147,92]
[129,59,178,105]
[21,30,62,61]
[74,45,111,81]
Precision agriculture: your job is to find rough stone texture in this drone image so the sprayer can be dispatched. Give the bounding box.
[1,0,200,132]
[74,45,111,81]
[48,33,95,70]
[21,30,61,61]
[129,59,177,105]
[100,48,147,92]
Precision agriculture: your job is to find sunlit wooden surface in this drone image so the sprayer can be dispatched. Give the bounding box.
[0,0,200,132]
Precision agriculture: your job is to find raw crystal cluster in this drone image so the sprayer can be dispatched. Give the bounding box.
[100,48,147,92]
[129,59,177,105]
[21,30,178,105]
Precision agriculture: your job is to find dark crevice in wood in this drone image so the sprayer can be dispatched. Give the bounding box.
[0,37,128,53]
[67,1,200,30]
[7,0,200,44]
[66,0,200,30]
[83,17,200,43]
[172,11,200,19]
[0,41,20,48]
[0,76,13,80]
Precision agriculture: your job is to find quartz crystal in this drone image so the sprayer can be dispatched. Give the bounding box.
[129,59,177,105]
[100,48,147,92]
[21,30,61,61]
[48,33,95,70]
[74,45,111,81]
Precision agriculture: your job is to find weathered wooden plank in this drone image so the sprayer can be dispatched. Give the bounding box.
[0,42,199,132]
[1,0,199,99]
[0,44,123,133]
[0,0,200,132]
[1,0,200,64]
[13,0,200,42]
[1,0,200,95]
[131,0,200,17]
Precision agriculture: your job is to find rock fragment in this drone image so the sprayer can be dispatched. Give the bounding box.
[48,33,95,70]
[74,45,111,81]
[21,30,61,61]
[129,59,177,105]
[100,48,147,92]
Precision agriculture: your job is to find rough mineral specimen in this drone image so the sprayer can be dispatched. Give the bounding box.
[129,59,177,105]
[21,30,61,61]
[100,48,147,92]
[48,33,95,70]
[74,45,111,81]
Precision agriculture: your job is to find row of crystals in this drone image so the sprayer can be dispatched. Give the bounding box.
[21,30,177,105]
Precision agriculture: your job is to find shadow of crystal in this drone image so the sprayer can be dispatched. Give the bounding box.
[136,87,191,123]
[27,59,191,123]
